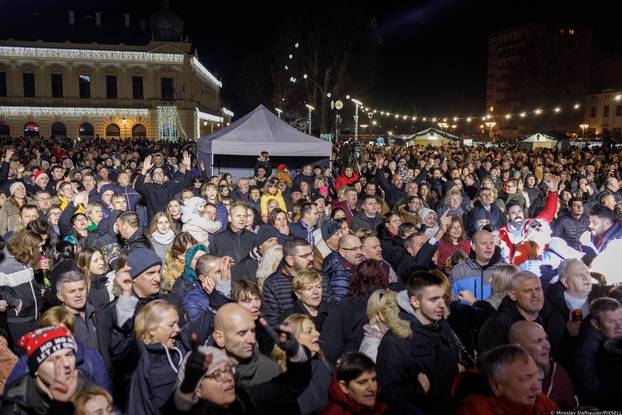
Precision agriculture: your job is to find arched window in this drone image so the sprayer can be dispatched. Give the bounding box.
[105,123,120,139]
[79,123,94,139]
[51,122,67,138]
[132,124,147,139]
[0,123,9,138]
[24,122,39,137]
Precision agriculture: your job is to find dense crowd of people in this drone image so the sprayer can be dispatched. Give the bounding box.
[0,133,621,414]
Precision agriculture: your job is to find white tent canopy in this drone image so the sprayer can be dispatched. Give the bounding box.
[197,105,331,177]
[520,132,559,149]
[197,105,332,157]
[406,128,459,146]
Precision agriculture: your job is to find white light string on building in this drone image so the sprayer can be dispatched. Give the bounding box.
[0,106,149,117]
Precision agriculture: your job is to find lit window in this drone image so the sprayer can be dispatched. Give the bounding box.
[569,29,575,35]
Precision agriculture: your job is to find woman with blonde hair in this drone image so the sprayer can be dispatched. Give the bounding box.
[282,268,331,332]
[130,299,184,415]
[147,212,177,260]
[0,230,44,348]
[72,385,115,415]
[162,232,198,290]
[359,290,411,362]
[281,313,333,415]
[256,244,283,289]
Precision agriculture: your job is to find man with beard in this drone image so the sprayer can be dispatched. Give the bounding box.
[499,176,560,258]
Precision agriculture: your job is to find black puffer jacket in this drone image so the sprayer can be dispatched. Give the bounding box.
[551,212,590,249]
[572,315,607,407]
[376,290,460,415]
[209,227,257,263]
[320,296,368,365]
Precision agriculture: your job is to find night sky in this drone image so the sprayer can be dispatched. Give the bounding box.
[2,0,620,117]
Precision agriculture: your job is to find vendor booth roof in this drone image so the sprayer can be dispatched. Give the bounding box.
[521,132,558,143]
[412,128,459,141]
[197,105,332,157]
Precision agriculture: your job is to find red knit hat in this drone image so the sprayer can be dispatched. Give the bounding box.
[33,170,48,183]
[19,326,76,374]
[276,164,287,171]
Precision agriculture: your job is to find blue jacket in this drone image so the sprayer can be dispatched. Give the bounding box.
[448,248,504,301]
[289,221,315,245]
[182,283,210,321]
[322,251,353,303]
[4,341,112,395]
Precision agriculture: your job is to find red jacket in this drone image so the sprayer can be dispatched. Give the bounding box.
[437,239,471,269]
[335,173,360,191]
[320,376,388,415]
[456,394,558,415]
[499,191,558,258]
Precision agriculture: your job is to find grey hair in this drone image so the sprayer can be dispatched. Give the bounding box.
[256,244,283,289]
[479,344,533,383]
[509,271,540,290]
[557,258,584,280]
[56,270,87,294]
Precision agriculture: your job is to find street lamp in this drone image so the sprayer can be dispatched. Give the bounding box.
[275,108,283,118]
[305,104,315,135]
[121,117,127,138]
[351,99,363,140]
[485,121,496,139]
[579,123,589,140]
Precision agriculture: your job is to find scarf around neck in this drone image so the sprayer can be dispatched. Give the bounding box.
[151,229,176,246]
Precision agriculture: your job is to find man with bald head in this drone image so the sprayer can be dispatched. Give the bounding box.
[509,321,578,410]
[450,230,504,301]
[323,234,365,303]
[213,303,280,386]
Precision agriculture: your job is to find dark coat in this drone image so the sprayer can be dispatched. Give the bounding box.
[127,342,184,415]
[322,251,353,303]
[121,229,153,253]
[377,225,406,271]
[375,168,405,209]
[464,201,505,236]
[231,249,260,282]
[351,212,383,233]
[320,296,368,365]
[376,294,460,415]
[209,227,257,264]
[396,239,439,284]
[280,299,333,333]
[551,212,590,249]
[478,296,565,360]
[135,171,192,220]
[572,315,607,407]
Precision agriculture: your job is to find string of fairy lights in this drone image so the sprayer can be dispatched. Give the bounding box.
[279,40,622,131]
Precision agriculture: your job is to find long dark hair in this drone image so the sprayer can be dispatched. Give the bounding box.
[348,259,389,298]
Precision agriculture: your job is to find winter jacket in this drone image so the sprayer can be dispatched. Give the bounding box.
[253,158,272,178]
[449,248,504,301]
[375,169,405,209]
[478,296,565,359]
[322,251,353,303]
[135,171,192,220]
[181,212,221,245]
[551,212,590,249]
[280,299,333,333]
[572,315,607,407]
[0,200,22,235]
[4,340,112,395]
[447,301,493,365]
[230,248,261,282]
[259,191,286,218]
[209,227,257,263]
[150,236,174,262]
[376,290,460,415]
[320,296,368,365]
[297,357,332,415]
[289,221,316,246]
[464,201,505,236]
[181,284,230,322]
[0,338,18,397]
[262,263,296,327]
[320,375,388,415]
[377,225,406,271]
[0,250,41,326]
[127,342,184,415]
[0,370,94,415]
[351,212,382,233]
[334,173,359,192]
[121,229,153,254]
[331,200,357,225]
[542,360,578,411]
